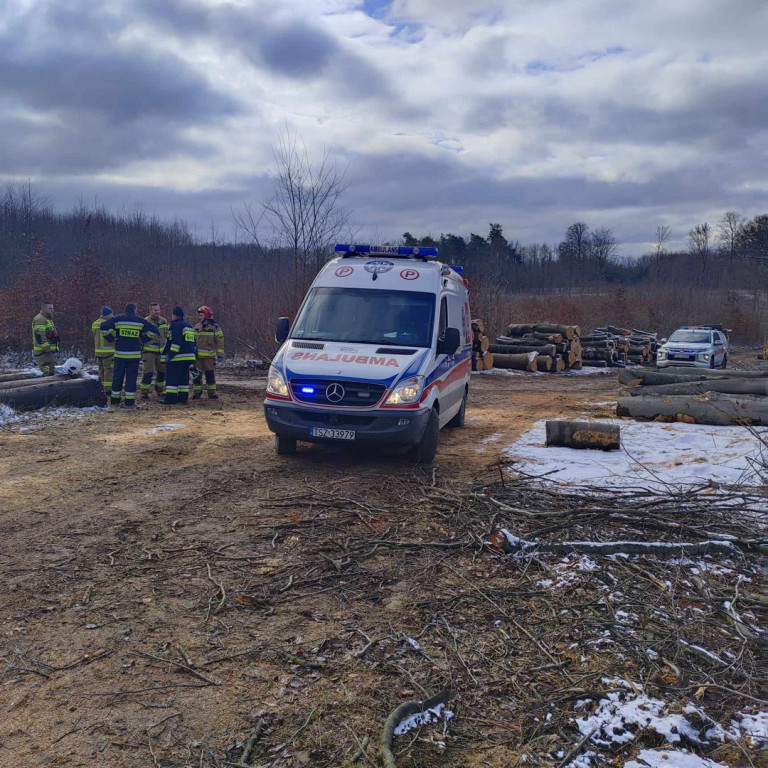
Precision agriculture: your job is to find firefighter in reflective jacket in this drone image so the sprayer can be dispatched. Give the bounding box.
[140,302,169,399]
[101,303,158,407]
[162,307,196,405]
[32,301,59,376]
[193,306,224,399]
[91,306,116,392]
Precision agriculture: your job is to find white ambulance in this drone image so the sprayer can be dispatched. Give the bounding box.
[264,244,472,462]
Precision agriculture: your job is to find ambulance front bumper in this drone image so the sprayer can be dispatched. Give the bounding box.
[263,400,432,445]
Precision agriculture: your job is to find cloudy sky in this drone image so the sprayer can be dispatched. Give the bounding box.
[2,0,767,255]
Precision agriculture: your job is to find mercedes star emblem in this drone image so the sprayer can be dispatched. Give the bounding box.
[326,383,345,403]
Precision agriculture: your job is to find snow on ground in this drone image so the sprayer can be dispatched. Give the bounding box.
[572,684,767,767]
[0,404,104,431]
[625,750,728,767]
[394,703,453,737]
[146,423,187,435]
[505,419,766,488]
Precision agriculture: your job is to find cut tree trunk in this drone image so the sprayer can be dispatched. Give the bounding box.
[535,355,552,372]
[493,352,537,371]
[582,360,610,368]
[545,420,620,450]
[0,377,107,411]
[616,391,768,425]
[533,323,579,339]
[627,379,768,397]
[0,370,42,384]
[489,343,556,356]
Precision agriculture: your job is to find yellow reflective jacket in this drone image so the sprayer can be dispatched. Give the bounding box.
[32,312,59,354]
[92,317,116,357]
[143,315,169,353]
[194,320,224,359]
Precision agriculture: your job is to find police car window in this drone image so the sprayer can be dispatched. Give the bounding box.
[292,287,435,347]
[668,330,712,344]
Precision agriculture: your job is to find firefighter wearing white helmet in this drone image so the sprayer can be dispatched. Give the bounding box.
[55,357,83,376]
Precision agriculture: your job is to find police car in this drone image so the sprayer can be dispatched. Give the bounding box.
[656,326,729,369]
[264,244,472,462]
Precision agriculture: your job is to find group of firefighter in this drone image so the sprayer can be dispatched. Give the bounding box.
[32,301,224,407]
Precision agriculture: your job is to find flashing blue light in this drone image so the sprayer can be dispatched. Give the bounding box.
[335,243,439,258]
[301,387,315,394]
[450,265,464,275]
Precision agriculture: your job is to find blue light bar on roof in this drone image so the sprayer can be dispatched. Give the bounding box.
[450,265,464,275]
[335,243,439,258]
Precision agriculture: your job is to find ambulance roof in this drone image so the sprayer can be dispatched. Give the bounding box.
[313,252,465,293]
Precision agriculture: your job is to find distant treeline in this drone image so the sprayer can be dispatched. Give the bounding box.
[1,184,766,357]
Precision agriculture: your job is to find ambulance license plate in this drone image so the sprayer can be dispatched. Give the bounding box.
[310,427,355,440]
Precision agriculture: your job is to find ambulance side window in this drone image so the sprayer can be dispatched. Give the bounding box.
[438,296,448,342]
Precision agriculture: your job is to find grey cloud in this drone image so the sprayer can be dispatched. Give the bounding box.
[133,0,396,101]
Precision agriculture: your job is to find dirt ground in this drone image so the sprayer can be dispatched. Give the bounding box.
[0,364,762,767]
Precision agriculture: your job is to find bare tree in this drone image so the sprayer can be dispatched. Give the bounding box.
[652,225,671,277]
[235,129,351,287]
[687,222,712,274]
[716,210,745,266]
[590,226,618,273]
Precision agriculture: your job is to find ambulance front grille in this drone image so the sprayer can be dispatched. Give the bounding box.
[290,379,387,407]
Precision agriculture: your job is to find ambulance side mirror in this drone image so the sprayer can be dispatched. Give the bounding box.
[438,327,460,356]
[275,317,290,344]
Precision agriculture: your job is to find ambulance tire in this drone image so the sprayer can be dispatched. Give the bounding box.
[275,435,297,455]
[409,408,439,464]
[447,393,467,428]
[721,354,728,369]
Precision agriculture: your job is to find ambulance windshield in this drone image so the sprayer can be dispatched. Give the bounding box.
[292,287,435,347]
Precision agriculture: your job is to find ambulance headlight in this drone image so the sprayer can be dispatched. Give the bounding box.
[657,350,667,359]
[266,366,289,397]
[385,376,424,405]
[702,354,710,361]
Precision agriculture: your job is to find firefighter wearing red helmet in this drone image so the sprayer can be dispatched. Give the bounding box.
[193,305,224,399]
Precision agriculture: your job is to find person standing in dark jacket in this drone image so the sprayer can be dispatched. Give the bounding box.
[101,303,159,407]
[162,307,196,405]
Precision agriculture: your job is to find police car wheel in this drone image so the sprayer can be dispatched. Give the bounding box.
[447,393,467,428]
[275,435,297,455]
[409,409,439,464]
[709,355,716,369]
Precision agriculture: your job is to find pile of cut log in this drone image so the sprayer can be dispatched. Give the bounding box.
[617,366,768,425]
[0,370,106,411]
[580,326,659,368]
[471,319,494,371]
[489,323,582,372]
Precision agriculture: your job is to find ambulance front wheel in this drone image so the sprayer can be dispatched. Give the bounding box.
[409,408,439,464]
[275,435,297,455]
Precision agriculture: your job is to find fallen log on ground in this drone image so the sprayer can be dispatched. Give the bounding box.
[490,529,741,558]
[619,369,723,386]
[626,379,768,397]
[616,391,768,425]
[0,377,106,411]
[380,690,455,768]
[0,370,42,384]
[545,420,620,450]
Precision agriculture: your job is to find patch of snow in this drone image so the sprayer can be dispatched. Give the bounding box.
[733,710,768,747]
[625,749,729,767]
[405,637,421,651]
[505,419,766,489]
[1,404,105,430]
[481,433,503,444]
[394,703,452,736]
[576,690,704,748]
[146,422,186,435]
[564,367,615,375]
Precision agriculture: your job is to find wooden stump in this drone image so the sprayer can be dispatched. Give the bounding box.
[545,420,620,450]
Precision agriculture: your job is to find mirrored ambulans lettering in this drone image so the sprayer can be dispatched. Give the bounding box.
[290,351,398,366]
